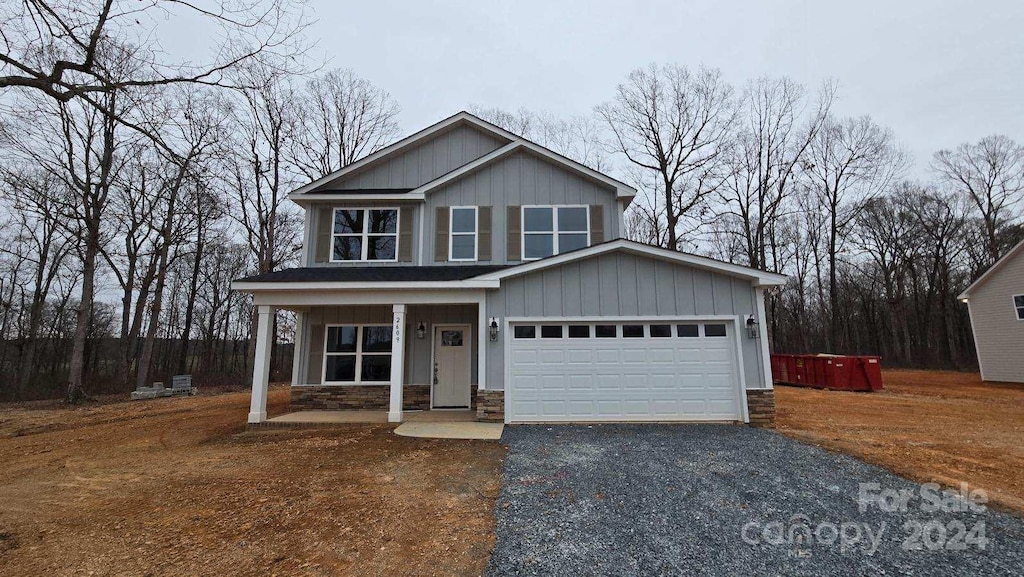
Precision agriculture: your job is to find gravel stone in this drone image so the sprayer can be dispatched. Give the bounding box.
[486,424,1024,576]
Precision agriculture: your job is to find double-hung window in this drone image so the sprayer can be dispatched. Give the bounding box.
[1015,295,1024,320]
[522,206,589,260]
[323,325,393,383]
[332,208,398,261]
[449,206,478,261]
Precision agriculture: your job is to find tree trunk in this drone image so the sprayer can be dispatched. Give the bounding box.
[67,235,99,402]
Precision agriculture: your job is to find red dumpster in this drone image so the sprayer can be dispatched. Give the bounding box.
[771,354,883,391]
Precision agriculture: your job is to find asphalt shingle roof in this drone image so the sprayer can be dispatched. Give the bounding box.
[236,265,509,283]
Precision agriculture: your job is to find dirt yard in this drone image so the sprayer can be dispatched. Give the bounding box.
[776,369,1024,513]
[0,386,505,576]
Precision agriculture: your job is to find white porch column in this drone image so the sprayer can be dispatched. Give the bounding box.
[388,304,407,423]
[290,311,306,386]
[248,305,275,423]
[477,294,487,390]
[755,287,774,389]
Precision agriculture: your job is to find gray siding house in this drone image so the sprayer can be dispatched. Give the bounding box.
[959,239,1024,383]
[233,112,786,425]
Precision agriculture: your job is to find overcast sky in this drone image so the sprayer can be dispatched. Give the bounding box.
[295,0,1023,176]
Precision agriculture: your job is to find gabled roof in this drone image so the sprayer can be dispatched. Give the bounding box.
[958,237,1024,300]
[288,111,637,203]
[473,239,789,287]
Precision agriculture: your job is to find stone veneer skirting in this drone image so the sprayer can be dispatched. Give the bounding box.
[290,384,479,412]
[746,389,776,428]
[476,390,505,422]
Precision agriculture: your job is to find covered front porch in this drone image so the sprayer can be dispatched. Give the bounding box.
[245,287,501,425]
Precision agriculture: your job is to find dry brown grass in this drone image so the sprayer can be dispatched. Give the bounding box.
[776,369,1024,513]
[0,386,505,576]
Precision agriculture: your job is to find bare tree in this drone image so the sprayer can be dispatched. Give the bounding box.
[933,135,1024,266]
[290,69,401,180]
[597,64,736,250]
[133,89,226,388]
[0,0,309,128]
[805,115,906,351]
[470,106,610,171]
[0,170,76,396]
[719,77,832,270]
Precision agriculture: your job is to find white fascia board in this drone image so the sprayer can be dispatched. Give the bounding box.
[232,280,500,292]
[288,192,425,205]
[409,142,522,196]
[408,139,637,200]
[958,237,1024,300]
[516,141,636,198]
[289,112,517,197]
[472,240,788,286]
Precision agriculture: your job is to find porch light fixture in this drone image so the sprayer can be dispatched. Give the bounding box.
[489,317,500,341]
[745,315,759,339]
[416,322,426,339]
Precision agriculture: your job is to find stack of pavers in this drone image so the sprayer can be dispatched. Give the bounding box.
[130,375,195,400]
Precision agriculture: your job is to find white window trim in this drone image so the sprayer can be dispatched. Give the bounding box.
[448,206,478,262]
[322,324,393,385]
[521,205,590,261]
[329,207,400,262]
[1014,294,1024,321]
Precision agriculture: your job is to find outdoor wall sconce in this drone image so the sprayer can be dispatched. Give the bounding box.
[746,315,759,339]
[416,322,426,340]
[489,317,500,341]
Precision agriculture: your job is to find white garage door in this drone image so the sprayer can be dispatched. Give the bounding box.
[507,320,743,422]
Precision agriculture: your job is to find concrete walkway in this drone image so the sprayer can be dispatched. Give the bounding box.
[260,409,503,439]
[394,420,504,440]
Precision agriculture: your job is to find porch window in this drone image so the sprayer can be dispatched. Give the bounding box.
[331,208,398,261]
[324,325,392,383]
[1015,295,1024,320]
[522,206,589,260]
[449,206,478,261]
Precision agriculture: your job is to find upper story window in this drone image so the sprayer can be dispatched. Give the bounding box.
[332,208,398,261]
[522,205,589,260]
[449,207,478,261]
[1015,295,1024,320]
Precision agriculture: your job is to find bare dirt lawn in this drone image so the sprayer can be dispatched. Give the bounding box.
[0,386,505,576]
[776,369,1024,513]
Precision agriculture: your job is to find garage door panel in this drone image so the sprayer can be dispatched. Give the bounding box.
[567,375,593,390]
[621,349,648,363]
[508,321,742,423]
[567,349,593,364]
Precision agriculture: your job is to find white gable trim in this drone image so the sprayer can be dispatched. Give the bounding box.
[287,111,636,200]
[958,237,1024,300]
[288,112,515,197]
[473,240,789,287]
[409,140,635,199]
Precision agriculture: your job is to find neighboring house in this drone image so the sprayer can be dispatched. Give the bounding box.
[232,112,787,426]
[959,238,1024,383]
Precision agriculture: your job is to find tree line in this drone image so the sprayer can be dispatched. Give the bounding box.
[475,66,1023,370]
[1,5,1021,402]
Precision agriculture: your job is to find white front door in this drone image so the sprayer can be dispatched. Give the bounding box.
[433,324,471,408]
[506,320,743,422]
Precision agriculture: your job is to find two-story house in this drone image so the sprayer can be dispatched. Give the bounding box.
[233,112,786,426]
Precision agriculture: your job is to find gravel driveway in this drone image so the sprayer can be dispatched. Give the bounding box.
[486,424,1024,576]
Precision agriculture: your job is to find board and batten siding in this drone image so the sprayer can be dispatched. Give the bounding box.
[484,252,768,391]
[425,150,620,265]
[331,124,507,190]
[300,305,478,386]
[967,250,1024,383]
